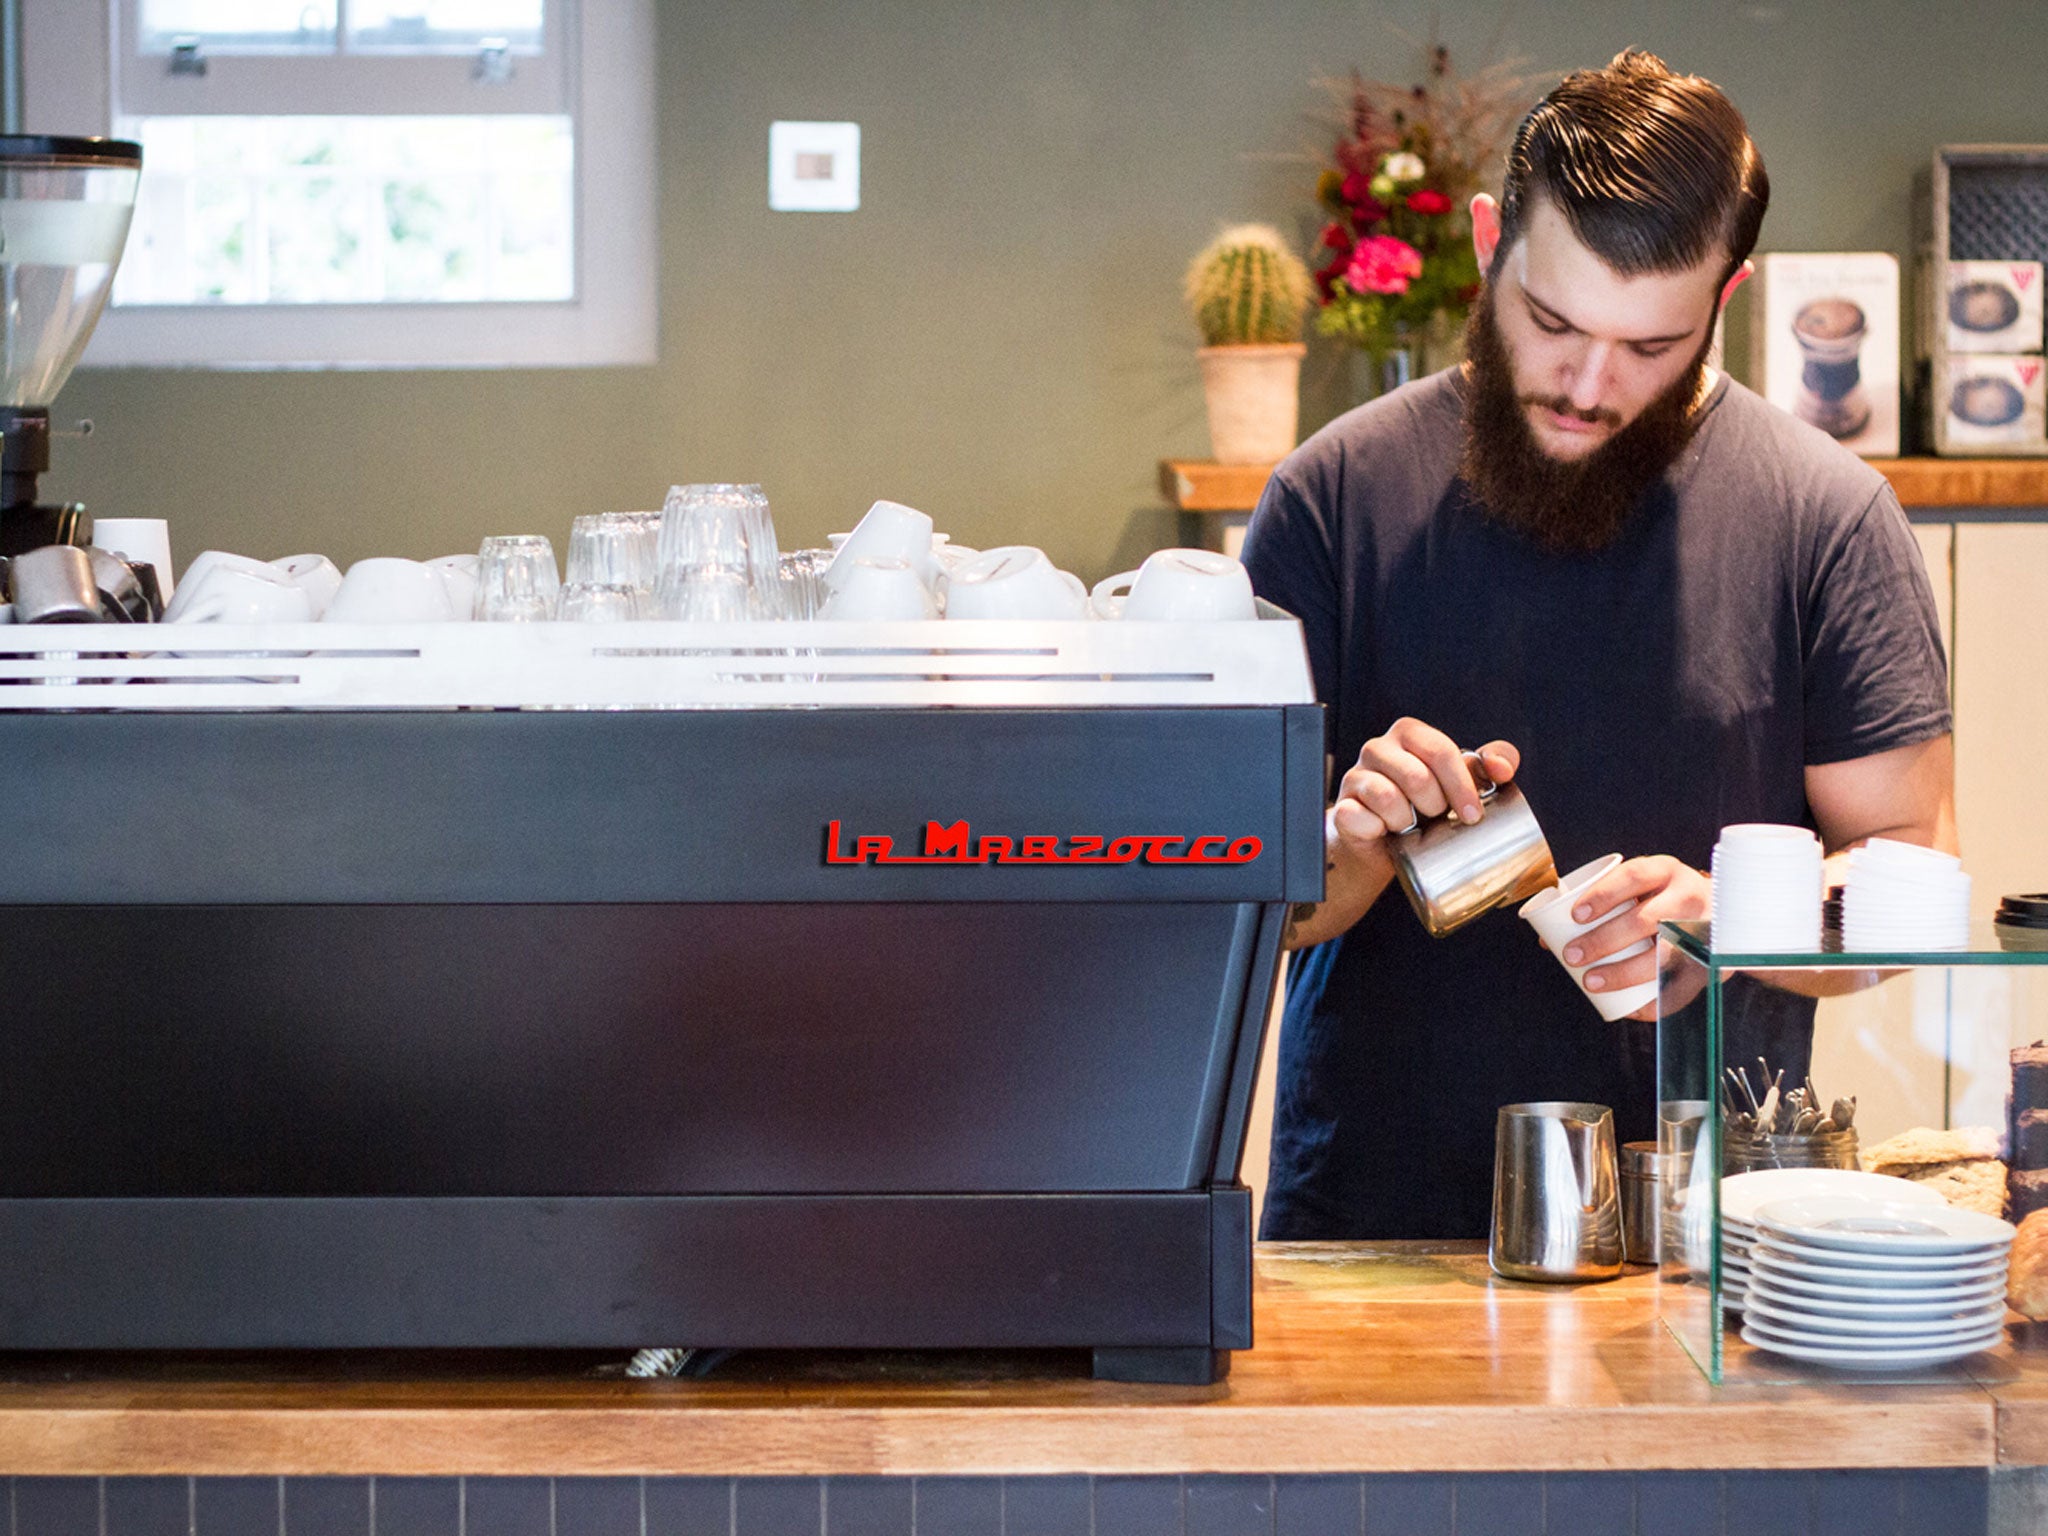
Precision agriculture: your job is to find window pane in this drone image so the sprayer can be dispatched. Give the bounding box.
[139,0,338,52]
[113,115,573,305]
[348,0,543,51]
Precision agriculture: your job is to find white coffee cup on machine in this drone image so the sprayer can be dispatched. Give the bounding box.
[324,558,459,623]
[819,556,938,621]
[943,546,1087,620]
[1519,853,1662,1022]
[1090,548,1257,621]
[825,500,938,590]
[163,560,314,625]
[269,554,344,619]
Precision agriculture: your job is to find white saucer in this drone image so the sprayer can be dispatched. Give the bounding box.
[1742,1290,2008,1340]
[1741,1312,2004,1356]
[1756,1196,2014,1256]
[1748,1247,2006,1291]
[1738,1325,2001,1370]
[1745,1264,2007,1310]
[1721,1169,1943,1225]
[1753,1237,2011,1276]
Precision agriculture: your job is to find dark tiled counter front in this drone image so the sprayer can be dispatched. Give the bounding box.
[1,1245,2042,1533]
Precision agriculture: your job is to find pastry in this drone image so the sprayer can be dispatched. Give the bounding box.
[2013,1169,2048,1224]
[1881,1157,2007,1219]
[1862,1124,2002,1172]
[2010,1209,2048,1321]
[2015,1109,2048,1173]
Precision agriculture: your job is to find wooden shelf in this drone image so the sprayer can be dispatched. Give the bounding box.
[1161,457,2048,514]
[2,1243,2042,1476]
[1159,459,1279,513]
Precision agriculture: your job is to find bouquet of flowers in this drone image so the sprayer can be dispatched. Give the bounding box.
[1311,44,1536,359]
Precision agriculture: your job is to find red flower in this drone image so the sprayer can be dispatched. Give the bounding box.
[1320,222,1352,252]
[1314,255,1348,302]
[1345,235,1425,296]
[1406,188,1452,216]
[1349,196,1388,228]
[1339,171,1377,208]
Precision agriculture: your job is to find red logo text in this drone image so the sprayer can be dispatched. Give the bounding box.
[824,819,1262,866]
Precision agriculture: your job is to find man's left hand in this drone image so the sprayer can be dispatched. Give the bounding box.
[1560,856,1713,1021]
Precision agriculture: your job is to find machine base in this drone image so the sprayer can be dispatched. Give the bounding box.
[1091,1346,1231,1385]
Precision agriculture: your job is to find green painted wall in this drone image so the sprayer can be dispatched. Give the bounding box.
[41,2,2048,579]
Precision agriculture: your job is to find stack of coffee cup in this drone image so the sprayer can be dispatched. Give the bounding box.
[1710,824,1824,952]
[1840,838,1970,951]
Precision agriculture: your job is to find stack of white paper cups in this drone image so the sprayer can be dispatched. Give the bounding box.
[1519,854,1663,1022]
[1711,824,1824,952]
[1842,837,1970,951]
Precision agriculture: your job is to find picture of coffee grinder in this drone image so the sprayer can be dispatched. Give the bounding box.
[1789,295,1873,441]
[0,135,142,558]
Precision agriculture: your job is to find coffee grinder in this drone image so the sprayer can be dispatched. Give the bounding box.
[0,136,141,557]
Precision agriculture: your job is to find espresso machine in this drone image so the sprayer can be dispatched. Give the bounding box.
[0,135,142,557]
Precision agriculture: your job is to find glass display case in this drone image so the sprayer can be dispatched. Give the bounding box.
[1655,919,2048,1383]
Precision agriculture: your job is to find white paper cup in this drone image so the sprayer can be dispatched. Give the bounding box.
[89,518,175,601]
[1519,854,1661,1022]
[324,558,459,623]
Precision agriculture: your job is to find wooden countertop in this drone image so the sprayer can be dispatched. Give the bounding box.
[6,1243,2048,1476]
[1160,457,2048,512]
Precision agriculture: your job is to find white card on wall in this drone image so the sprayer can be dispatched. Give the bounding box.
[770,121,861,212]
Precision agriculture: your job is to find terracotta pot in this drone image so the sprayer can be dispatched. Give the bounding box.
[1198,343,1306,464]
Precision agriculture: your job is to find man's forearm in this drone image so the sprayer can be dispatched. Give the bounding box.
[1282,832,1399,950]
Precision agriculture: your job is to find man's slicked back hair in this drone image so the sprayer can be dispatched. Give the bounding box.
[1495,49,1769,281]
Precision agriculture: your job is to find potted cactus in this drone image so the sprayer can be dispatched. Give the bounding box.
[1184,224,1314,464]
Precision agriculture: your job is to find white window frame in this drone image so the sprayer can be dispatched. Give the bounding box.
[20,0,657,370]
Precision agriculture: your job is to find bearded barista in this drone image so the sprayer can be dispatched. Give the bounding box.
[1242,50,1956,1241]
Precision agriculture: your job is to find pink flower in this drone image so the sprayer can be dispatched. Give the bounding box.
[1406,189,1452,216]
[1344,235,1425,296]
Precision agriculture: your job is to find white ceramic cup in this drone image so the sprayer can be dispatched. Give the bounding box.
[324,558,458,623]
[89,518,176,601]
[943,545,1088,620]
[163,561,314,625]
[820,556,939,621]
[1518,853,1661,1023]
[1091,548,1257,621]
[269,553,344,619]
[428,554,481,620]
[826,500,938,590]
[160,551,281,622]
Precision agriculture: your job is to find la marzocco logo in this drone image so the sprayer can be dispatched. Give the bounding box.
[824,819,1263,867]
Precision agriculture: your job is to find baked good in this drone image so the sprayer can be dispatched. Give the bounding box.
[2013,1169,2048,1223]
[2014,1109,2048,1172]
[1882,1158,2007,1219]
[1862,1125,2002,1172]
[2010,1209,2048,1321]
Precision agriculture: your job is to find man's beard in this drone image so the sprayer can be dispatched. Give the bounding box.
[1457,291,1711,554]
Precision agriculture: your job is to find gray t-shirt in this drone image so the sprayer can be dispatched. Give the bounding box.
[1242,367,1952,1240]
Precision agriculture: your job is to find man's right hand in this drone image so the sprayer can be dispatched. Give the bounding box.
[1283,719,1523,952]
[1328,718,1523,855]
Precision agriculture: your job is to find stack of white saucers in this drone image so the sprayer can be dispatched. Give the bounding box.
[1739,1194,2015,1370]
[1718,1168,1945,1313]
[1711,824,1824,952]
[1841,838,1971,952]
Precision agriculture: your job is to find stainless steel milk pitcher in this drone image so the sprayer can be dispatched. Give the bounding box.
[1489,1101,1625,1283]
[1389,751,1556,937]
